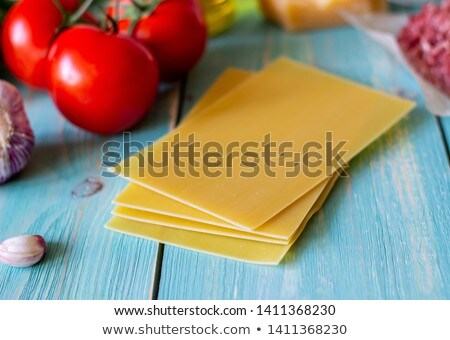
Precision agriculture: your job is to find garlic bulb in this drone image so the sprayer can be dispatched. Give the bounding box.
[0,80,34,184]
[0,235,46,267]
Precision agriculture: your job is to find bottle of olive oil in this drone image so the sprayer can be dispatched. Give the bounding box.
[200,0,236,36]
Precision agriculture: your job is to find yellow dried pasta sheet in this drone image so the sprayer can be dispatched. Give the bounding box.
[106,173,334,265]
[112,68,254,230]
[112,206,288,244]
[113,174,335,240]
[112,172,338,243]
[114,183,232,228]
[181,68,252,123]
[114,68,336,240]
[117,57,415,230]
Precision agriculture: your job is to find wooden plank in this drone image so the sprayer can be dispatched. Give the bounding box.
[157,5,450,299]
[0,72,177,299]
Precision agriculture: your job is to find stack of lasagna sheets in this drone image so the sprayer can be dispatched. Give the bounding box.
[106,58,414,265]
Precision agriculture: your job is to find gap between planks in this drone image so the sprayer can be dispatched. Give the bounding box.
[149,75,189,300]
[436,117,450,166]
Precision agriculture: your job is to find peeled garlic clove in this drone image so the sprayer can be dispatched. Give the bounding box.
[0,80,34,184]
[0,235,46,267]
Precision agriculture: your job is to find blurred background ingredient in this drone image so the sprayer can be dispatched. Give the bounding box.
[258,0,386,31]
[200,0,236,36]
[398,0,450,96]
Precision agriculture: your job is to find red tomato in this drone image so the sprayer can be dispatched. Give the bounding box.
[110,0,207,82]
[1,0,92,89]
[46,25,159,134]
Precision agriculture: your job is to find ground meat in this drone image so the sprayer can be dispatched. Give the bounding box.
[397,0,450,96]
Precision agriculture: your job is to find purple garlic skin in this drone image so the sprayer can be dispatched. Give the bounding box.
[0,235,46,267]
[0,80,34,184]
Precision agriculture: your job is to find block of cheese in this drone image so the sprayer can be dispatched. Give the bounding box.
[106,173,334,265]
[258,0,386,31]
[115,58,414,230]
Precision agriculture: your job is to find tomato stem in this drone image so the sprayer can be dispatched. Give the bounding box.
[105,13,119,34]
[130,0,146,11]
[68,0,95,25]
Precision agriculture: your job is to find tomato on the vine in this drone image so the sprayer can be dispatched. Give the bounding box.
[109,0,207,82]
[46,25,159,134]
[1,0,96,89]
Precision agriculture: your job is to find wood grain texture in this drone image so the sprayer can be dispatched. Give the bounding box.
[157,5,450,299]
[0,71,177,299]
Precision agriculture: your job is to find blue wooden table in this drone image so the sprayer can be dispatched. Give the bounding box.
[0,2,449,300]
